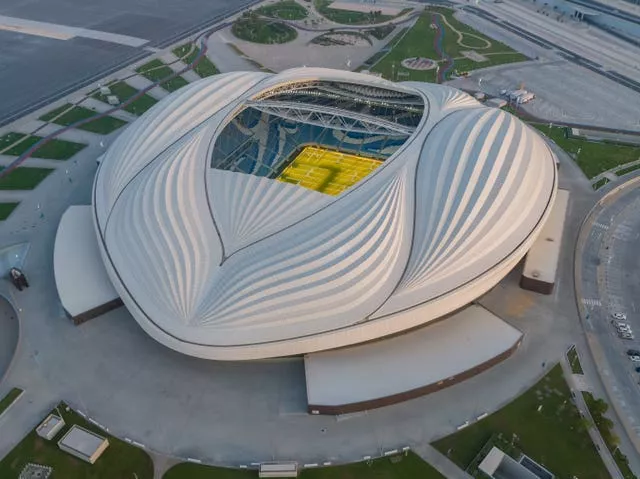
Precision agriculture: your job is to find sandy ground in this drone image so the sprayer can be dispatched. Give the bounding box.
[229,25,392,72]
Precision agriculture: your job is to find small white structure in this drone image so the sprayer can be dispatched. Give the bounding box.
[53,206,122,324]
[521,189,570,294]
[36,414,65,441]
[99,86,111,96]
[479,447,553,479]
[106,95,120,106]
[58,425,109,464]
[506,89,535,104]
[259,462,298,477]
[305,305,522,414]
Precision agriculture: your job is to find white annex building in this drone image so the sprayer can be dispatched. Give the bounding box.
[55,68,557,411]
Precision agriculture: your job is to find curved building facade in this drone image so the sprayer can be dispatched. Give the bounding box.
[92,68,557,360]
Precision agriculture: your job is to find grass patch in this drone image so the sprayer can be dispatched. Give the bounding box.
[367,24,395,40]
[314,0,410,24]
[137,59,190,92]
[232,15,297,44]
[0,388,23,415]
[433,364,609,479]
[567,346,584,375]
[311,30,373,46]
[257,0,308,20]
[616,163,640,177]
[0,402,153,478]
[583,392,637,479]
[93,81,157,115]
[163,452,444,478]
[532,124,640,179]
[0,167,53,190]
[172,44,219,78]
[40,104,127,134]
[371,8,526,82]
[0,133,86,160]
[593,177,610,190]
[0,203,19,220]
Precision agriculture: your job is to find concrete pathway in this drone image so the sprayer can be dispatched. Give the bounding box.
[413,444,473,479]
[80,97,137,123]
[0,155,67,169]
[0,296,19,385]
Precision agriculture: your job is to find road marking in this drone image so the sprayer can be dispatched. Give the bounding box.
[594,222,609,230]
[582,298,602,307]
[0,15,148,47]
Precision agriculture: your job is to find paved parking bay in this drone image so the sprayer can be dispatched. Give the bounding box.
[0,0,256,126]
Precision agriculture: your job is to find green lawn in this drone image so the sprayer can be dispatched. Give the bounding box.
[0,132,86,160]
[532,124,640,179]
[39,104,127,134]
[93,81,157,115]
[0,402,153,479]
[433,364,609,479]
[314,0,411,24]
[137,59,190,92]
[0,203,19,220]
[0,388,23,415]
[232,16,297,44]
[616,163,640,177]
[0,167,53,190]
[164,452,444,479]
[371,8,527,82]
[172,44,219,77]
[567,346,584,375]
[257,0,308,20]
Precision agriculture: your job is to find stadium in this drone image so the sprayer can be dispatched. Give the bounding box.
[56,68,557,370]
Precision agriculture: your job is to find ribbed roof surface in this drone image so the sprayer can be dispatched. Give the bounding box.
[93,68,557,360]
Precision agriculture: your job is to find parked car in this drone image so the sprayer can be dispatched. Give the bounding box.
[621,333,635,340]
[612,312,627,320]
[635,366,640,373]
[629,355,640,362]
[627,350,640,356]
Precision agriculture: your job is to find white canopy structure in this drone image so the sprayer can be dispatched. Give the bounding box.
[90,67,557,360]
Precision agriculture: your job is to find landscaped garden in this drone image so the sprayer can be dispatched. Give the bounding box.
[532,124,640,179]
[136,59,190,92]
[0,167,53,190]
[232,13,298,44]
[433,364,610,479]
[93,81,157,115]
[369,8,527,82]
[257,0,308,20]
[567,346,584,375]
[172,44,219,78]
[163,452,444,478]
[0,132,86,160]
[0,402,153,479]
[39,104,127,134]
[314,0,411,25]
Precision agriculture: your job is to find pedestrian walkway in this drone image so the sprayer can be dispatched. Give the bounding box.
[413,444,473,479]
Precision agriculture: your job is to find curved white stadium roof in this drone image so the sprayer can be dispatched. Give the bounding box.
[93,68,557,360]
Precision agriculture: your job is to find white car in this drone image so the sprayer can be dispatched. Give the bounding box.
[629,355,640,362]
[612,312,627,320]
[621,333,635,340]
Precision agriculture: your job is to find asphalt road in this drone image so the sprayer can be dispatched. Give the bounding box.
[580,183,640,448]
[0,0,256,127]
